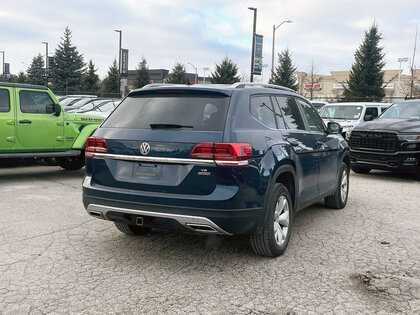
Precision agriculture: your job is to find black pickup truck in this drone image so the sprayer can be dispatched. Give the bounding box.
[348,100,420,179]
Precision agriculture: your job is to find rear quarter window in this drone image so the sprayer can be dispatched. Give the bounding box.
[0,89,10,112]
[250,96,276,129]
[102,93,230,131]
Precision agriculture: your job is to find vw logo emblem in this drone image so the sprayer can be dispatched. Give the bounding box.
[140,142,151,155]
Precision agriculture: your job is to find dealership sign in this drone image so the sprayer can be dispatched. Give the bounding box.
[121,49,129,76]
[304,83,322,90]
[333,83,349,89]
[252,34,263,75]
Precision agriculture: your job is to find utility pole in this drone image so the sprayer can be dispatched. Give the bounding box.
[114,30,122,96]
[187,62,198,84]
[41,42,48,86]
[397,57,409,97]
[248,7,257,82]
[271,20,292,75]
[0,51,4,78]
[203,66,209,84]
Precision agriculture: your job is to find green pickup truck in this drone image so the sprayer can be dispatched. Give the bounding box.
[0,83,104,170]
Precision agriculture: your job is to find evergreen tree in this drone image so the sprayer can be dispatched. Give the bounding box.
[134,57,150,88]
[16,72,27,83]
[268,49,298,90]
[26,54,46,85]
[103,59,120,94]
[210,57,240,84]
[51,27,86,93]
[165,61,188,84]
[81,60,100,92]
[343,23,386,101]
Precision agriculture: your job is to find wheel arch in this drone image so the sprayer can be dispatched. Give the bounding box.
[266,161,298,213]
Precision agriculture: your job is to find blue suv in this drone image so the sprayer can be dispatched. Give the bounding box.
[83,83,350,257]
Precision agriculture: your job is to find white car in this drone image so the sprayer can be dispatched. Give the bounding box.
[319,102,390,138]
[310,100,328,111]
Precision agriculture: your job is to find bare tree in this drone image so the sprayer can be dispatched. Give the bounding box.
[302,59,322,100]
[401,25,420,98]
[409,25,418,98]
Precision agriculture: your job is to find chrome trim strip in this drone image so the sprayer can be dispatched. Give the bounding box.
[215,160,249,166]
[353,160,397,167]
[350,149,420,156]
[86,204,232,235]
[92,152,215,165]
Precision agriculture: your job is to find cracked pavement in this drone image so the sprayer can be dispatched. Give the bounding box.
[0,160,419,314]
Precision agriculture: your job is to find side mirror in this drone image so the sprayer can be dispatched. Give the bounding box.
[53,103,62,116]
[364,114,374,121]
[327,121,342,134]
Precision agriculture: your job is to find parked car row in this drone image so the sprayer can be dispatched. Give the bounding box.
[58,95,121,117]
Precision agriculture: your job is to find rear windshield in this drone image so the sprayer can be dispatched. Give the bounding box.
[102,94,230,131]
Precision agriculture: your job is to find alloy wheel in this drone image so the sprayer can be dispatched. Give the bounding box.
[273,195,290,246]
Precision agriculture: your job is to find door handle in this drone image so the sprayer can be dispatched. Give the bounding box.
[19,120,32,124]
[287,139,299,147]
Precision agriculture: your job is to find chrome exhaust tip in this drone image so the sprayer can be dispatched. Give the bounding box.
[88,210,104,219]
[186,223,218,233]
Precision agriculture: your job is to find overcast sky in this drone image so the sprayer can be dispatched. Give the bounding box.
[0,0,419,80]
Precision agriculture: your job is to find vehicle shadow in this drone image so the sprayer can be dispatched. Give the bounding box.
[0,159,84,181]
[96,202,330,264]
[352,169,418,182]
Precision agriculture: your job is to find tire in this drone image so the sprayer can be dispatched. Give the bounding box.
[325,162,349,209]
[114,222,151,236]
[55,155,85,170]
[43,158,58,166]
[250,183,293,257]
[351,165,371,174]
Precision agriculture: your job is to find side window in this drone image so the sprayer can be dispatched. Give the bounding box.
[19,90,54,114]
[364,107,378,120]
[250,96,276,129]
[297,99,325,132]
[381,106,389,113]
[0,89,10,113]
[275,96,306,130]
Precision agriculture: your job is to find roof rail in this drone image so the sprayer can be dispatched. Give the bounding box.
[231,82,295,93]
[142,83,189,89]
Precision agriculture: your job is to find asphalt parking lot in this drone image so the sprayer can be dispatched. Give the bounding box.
[0,160,419,314]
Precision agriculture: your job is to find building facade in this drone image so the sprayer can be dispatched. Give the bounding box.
[297,69,420,101]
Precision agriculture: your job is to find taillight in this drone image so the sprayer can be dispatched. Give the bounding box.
[190,143,252,166]
[85,137,108,158]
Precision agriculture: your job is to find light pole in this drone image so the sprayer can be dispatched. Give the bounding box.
[114,30,122,96]
[41,42,48,86]
[271,20,292,75]
[203,66,209,84]
[261,64,268,83]
[397,57,409,97]
[248,7,257,82]
[187,62,198,84]
[0,51,4,78]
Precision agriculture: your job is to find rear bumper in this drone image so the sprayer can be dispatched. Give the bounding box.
[83,176,265,235]
[350,149,420,172]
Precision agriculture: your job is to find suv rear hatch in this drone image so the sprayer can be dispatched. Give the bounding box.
[88,89,233,195]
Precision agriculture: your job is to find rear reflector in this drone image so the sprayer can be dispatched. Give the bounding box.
[191,143,252,166]
[85,137,108,158]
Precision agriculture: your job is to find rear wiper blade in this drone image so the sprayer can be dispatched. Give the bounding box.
[150,123,194,129]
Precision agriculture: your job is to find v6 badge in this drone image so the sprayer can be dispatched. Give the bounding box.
[198,169,211,176]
